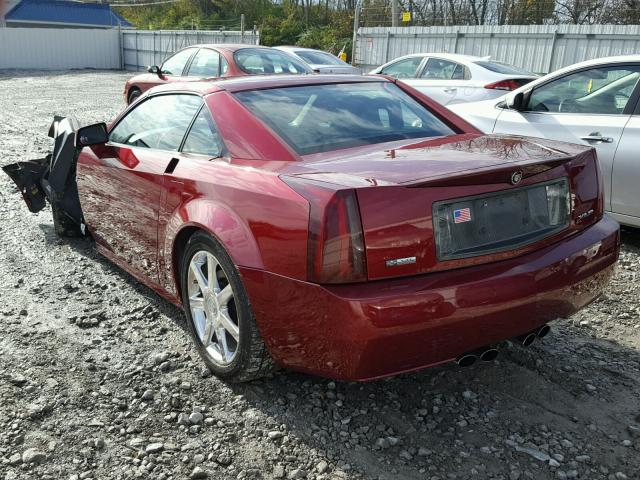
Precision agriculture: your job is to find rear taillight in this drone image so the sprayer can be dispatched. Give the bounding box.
[282,177,367,283]
[484,79,522,91]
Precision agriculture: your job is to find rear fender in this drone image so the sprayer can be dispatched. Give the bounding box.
[161,199,264,299]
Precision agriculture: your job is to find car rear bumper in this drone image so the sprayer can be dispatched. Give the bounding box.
[240,214,619,381]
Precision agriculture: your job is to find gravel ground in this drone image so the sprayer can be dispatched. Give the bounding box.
[1,70,639,480]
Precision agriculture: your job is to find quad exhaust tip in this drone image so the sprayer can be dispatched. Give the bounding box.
[479,348,499,362]
[518,332,537,347]
[536,324,551,339]
[457,326,551,367]
[456,354,477,367]
[457,346,499,367]
[515,324,551,346]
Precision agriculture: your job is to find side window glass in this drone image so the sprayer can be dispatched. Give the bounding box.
[109,94,202,151]
[181,107,224,157]
[187,49,220,77]
[420,58,463,80]
[221,56,229,75]
[381,57,423,79]
[161,48,196,76]
[528,66,640,114]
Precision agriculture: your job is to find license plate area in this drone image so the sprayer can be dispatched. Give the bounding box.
[433,178,571,261]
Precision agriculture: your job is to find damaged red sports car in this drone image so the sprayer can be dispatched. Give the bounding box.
[4,75,619,382]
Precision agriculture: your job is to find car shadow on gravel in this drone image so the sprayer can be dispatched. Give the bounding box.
[37,223,188,332]
[621,226,640,250]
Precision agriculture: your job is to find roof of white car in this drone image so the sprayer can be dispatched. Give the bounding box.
[390,52,490,63]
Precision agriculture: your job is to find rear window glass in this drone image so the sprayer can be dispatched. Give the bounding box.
[235,82,455,155]
[234,48,310,75]
[295,50,344,66]
[474,61,534,76]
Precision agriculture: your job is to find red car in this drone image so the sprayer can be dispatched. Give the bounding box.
[123,44,312,104]
[4,75,619,382]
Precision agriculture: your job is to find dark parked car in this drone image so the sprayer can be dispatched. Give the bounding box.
[123,44,311,104]
[4,75,619,382]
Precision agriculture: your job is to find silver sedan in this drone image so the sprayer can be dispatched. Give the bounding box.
[449,55,640,228]
[274,46,361,75]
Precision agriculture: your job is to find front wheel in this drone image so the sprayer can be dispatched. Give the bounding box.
[127,88,142,104]
[180,232,274,382]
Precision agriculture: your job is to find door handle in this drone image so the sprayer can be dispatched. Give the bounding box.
[581,132,613,143]
[443,87,457,93]
[165,157,179,174]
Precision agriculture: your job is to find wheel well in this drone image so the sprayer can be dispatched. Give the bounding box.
[172,226,201,300]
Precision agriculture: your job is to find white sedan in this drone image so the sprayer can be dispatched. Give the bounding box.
[370,53,537,105]
[449,55,640,228]
[274,46,361,75]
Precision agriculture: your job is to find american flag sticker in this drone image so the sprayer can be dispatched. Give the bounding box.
[453,207,472,223]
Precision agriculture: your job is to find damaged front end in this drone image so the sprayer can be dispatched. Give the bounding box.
[3,116,85,236]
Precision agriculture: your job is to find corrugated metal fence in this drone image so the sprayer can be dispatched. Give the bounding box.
[0,28,121,70]
[355,25,640,73]
[0,28,259,71]
[122,29,260,71]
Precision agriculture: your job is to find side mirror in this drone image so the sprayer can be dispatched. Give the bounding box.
[76,123,108,147]
[147,65,162,76]
[505,91,526,111]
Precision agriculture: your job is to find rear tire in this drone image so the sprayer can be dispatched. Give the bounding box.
[180,231,275,382]
[52,204,81,237]
[127,88,142,104]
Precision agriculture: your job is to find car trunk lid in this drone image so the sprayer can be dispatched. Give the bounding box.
[291,134,587,187]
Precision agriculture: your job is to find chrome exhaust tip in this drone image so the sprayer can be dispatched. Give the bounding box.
[536,324,551,339]
[517,332,537,347]
[479,348,499,362]
[456,354,477,367]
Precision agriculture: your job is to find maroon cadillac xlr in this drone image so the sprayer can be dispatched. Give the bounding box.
[3,75,619,382]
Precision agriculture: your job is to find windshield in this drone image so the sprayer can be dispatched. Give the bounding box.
[296,50,344,66]
[235,82,454,155]
[474,61,534,76]
[234,48,311,75]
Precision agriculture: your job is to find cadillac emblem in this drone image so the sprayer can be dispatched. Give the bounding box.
[511,171,523,185]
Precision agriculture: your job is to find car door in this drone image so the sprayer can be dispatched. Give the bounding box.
[378,56,426,79]
[158,102,228,290]
[408,57,469,105]
[185,48,223,79]
[77,93,202,283]
[610,102,640,223]
[493,64,640,212]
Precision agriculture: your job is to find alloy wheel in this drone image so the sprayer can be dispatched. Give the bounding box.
[187,250,239,366]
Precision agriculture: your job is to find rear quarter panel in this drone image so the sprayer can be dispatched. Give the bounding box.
[159,156,309,300]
